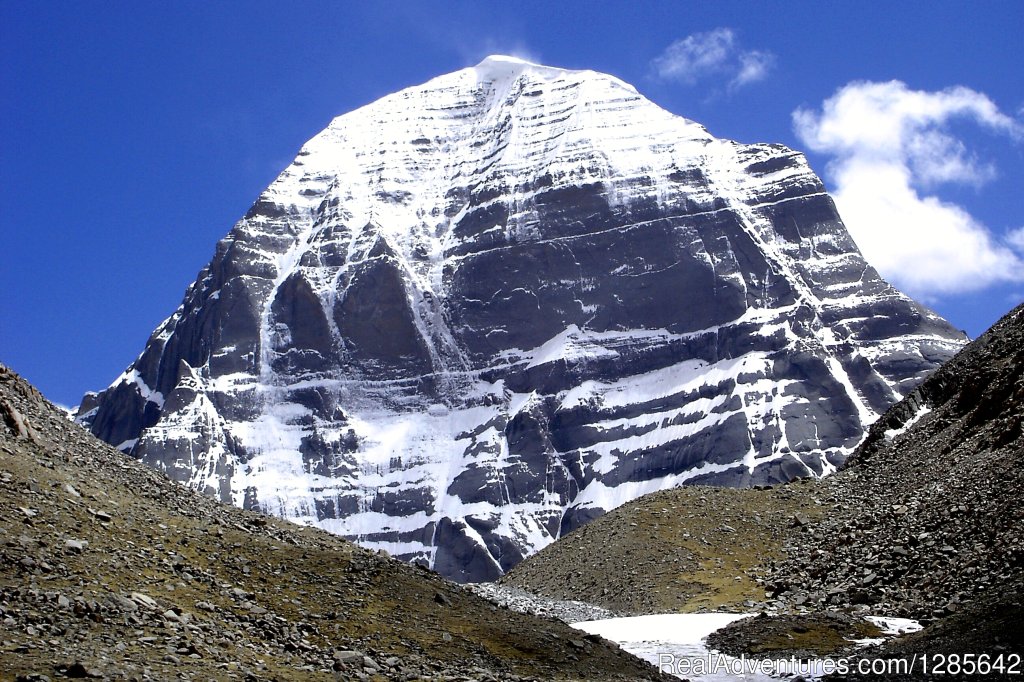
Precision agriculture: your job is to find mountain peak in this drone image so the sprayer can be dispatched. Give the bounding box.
[79,59,967,582]
[471,54,568,83]
[475,54,539,68]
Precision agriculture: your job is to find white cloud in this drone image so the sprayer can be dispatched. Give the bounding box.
[793,80,1024,300]
[1008,226,1024,252]
[733,50,775,89]
[651,28,773,90]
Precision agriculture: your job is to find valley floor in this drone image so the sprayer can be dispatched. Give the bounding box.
[466,583,930,681]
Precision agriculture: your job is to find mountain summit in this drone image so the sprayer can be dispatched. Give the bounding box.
[78,57,966,581]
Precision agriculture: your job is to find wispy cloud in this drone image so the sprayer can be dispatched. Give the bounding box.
[733,50,774,89]
[651,28,774,90]
[794,80,1024,300]
[455,37,541,67]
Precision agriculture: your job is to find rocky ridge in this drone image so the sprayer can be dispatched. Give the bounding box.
[0,363,673,681]
[77,55,965,582]
[503,302,1024,666]
[762,300,1024,619]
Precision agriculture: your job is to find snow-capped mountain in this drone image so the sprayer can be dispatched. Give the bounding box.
[78,56,966,581]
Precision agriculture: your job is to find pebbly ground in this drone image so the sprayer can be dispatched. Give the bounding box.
[0,364,676,682]
[464,582,620,624]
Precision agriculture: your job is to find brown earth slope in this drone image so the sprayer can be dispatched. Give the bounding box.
[0,364,673,682]
[500,483,824,614]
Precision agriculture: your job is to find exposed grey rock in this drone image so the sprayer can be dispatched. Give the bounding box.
[333,650,363,663]
[129,592,157,610]
[466,582,619,623]
[63,539,87,553]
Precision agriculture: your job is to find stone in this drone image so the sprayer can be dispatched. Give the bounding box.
[130,592,158,610]
[63,663,101,679]
[63,539,87,553]
[333,650,363,663]
[113,595,139,613]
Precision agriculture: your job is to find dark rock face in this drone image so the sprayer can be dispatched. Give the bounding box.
[77,56,966,581]
[332,237,435,378]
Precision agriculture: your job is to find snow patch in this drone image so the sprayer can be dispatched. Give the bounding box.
[885,405,932,441]
[574,613,924,680]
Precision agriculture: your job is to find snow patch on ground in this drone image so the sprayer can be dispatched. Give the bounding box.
[573,612,925,680]
[469,585,924,680]
[884,405,932,441]
[572,613,777,680]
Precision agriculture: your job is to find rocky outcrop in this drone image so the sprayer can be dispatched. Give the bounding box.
[78,55,965,581]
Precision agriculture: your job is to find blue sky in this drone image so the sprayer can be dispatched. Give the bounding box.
[2,1,1022,407]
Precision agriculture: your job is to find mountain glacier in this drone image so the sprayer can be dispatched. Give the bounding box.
[78,56,966,581]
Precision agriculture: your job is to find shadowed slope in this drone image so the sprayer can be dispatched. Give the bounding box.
[0,364,672,681]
